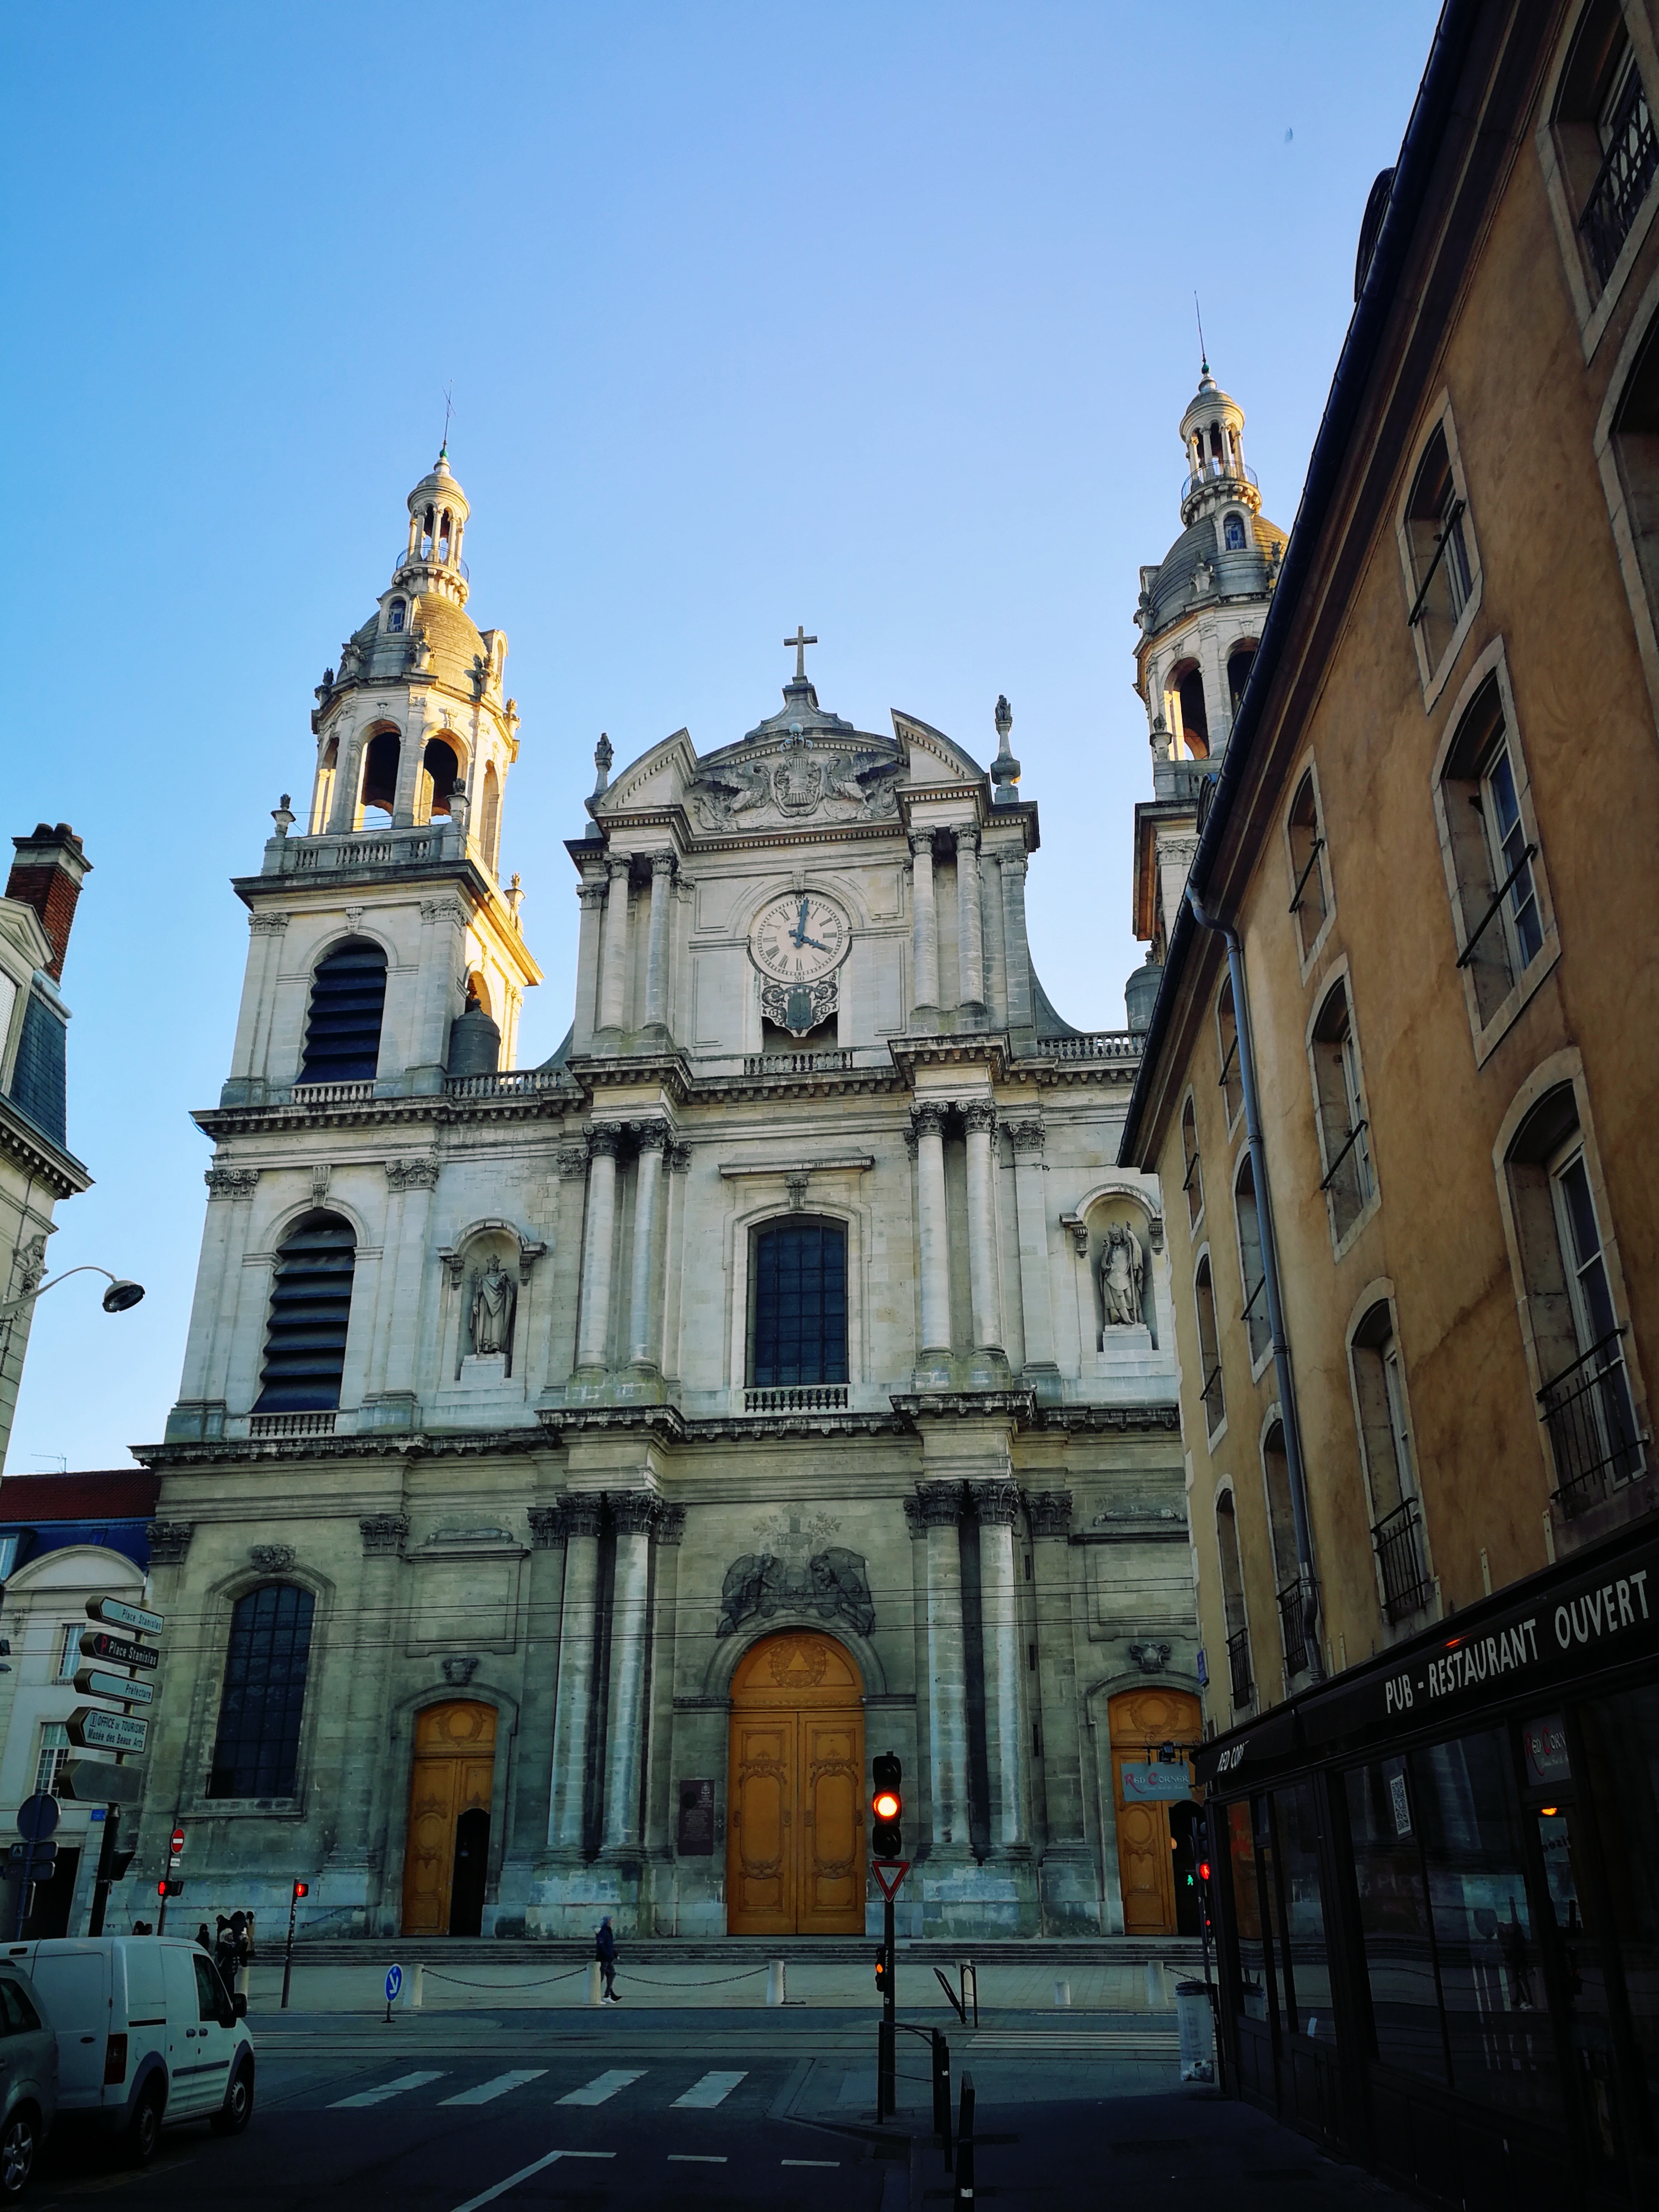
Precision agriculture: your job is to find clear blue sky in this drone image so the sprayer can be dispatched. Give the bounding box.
[3,1,1441,1471]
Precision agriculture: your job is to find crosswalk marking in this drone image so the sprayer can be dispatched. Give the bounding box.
[440,2069,547,2107]
[331,2069,446,2108]
[450,2150,614,2212]
[668,2155,727,2163]
[556,2068,647,2107]
[671,2070,747,2109]
[782,2160,840,2167]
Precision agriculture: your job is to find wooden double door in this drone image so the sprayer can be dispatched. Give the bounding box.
[727,1631,865,1935]
[1109,1685,1201,1936]
[401,1700,497,1937]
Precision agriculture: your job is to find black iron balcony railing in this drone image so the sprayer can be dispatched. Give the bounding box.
[1226,1628,1253,1709]
[1277,1576,1310,1677]
[1540,1327,1647,1517]
[1579,67,1658,283]
[1200,1359,1225,1437]
[1371,1497,1434,1623]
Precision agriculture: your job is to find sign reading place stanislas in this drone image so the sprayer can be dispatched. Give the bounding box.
[1198,1528,1659,1788]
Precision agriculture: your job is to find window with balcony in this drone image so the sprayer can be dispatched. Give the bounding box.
[1181,1094,1204,1229]
[1194,1252,1225,1440]
[207,1582,316,1799]
[1286,769,1331,962]
[1403,422,1477,682]
[1215,1490,1253,1709]
[1310,977,1375,1244]
[1262,1421,1308,1678]
[750,1217,848,1391]
[298,937,387,1085]
[1609,305,1659,656]
[33,1724,70,1800]
[1434,669,1553,1042]
[1215,975,1243,1129]
[1503,1081,1646,1519]
[1553,2,1657,290]
[1233,1154,1270,1370]
[1350,1301,1433,1622]
[254,1212,356,1414]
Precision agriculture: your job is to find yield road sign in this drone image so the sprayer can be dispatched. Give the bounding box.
[79,1631,159,1672]
[73,1667,155,1706]
[385,1964,402,2004]
[85,1597,164,1638]
[871,1859,910,1901]
[67,1709,148,1755]
[58,1759,143,1805]
[16,1795,60,1842]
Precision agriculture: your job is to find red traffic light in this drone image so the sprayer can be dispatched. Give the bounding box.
[293,1881,309,1899]
[872,1789,901,1822]
[156,1880,166,1897]
[1198,1860,1211,1883]
[169,1828,185,1855]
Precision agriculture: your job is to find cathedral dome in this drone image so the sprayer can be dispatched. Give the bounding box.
[1144,509,1287,638]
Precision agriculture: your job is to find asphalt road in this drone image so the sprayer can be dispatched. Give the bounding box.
[21,2010,1421,2211]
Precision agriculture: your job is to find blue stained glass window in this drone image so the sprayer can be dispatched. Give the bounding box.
[207,1582,316,1799]
[751,1219,847,1388]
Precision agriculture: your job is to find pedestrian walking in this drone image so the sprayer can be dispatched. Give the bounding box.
[595,1913,620,2003]
[195,1924,212,1953]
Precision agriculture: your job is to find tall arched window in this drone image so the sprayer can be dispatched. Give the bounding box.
[750,1217,847,1388]
[298,938,387,1084]
[420,738,460,822]
[207,1582,316,1799]
[1227,643,1257,712]
[1215,1491,1252,1709]
[1286,770,1330,957]
[1181,1096,1204,1228]
[1215,976,1243,1128]
[1223,512,1247,551]
[1194,1253,1225,1439]
[1234,1156,1270,1367]
[1311,978,1374,1239]
[1435,673,1546,1030]
[1175,665,1210,757]
[387,598,407,634]
[1350,1301,1432,1620]
[1404,423,1474,674]
[1551,0,1655,287]
[358,729,400,823]
[1262,1422,1306,1675]
[311,737,338,835]
[255,1212,356,1411]
[480,763,502,870]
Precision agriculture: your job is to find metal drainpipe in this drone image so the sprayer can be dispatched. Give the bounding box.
[1186,886,1323,1681]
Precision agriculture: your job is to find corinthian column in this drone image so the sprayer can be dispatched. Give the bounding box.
[955,826,986,1012]
[909,831,940,1015]
[601,1492,658,1852]
[973,1481,1027,1852]
[547,1495,603,1851]
[1009,1117,1056,1374]
[963,1100,1005,1357]
[573,876,607,1054]
[919,1483,971,1851]
[596,856,630,1034]
[913,1103,951,1359]
[627,1122,668,1368]
[575,1124,622,1371]
[642,852,675,1032]
[998,851,1034,1037]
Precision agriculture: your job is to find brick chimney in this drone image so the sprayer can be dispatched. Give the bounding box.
[6,824,92,982]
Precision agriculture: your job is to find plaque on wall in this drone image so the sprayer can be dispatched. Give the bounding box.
[677,1777,714,1856]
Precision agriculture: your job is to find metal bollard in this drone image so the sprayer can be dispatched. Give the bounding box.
[767,1959,787,2007]
[1053,1978,1071,2008]
[586,1961,604,2006]
[954,2069,976,2209]
[1145,1958,1164,2010]
[398,1963,425,2012]
[1176,1978,1215,2080]
[958,1959,978,2027]
[932,2030,953,2167]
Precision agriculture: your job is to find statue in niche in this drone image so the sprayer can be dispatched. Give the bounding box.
[468,1255,517,1362]
[1099,1222,1146,1329]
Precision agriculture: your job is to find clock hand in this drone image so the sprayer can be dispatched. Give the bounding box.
[797,934,832,953]
[790,896,811,946]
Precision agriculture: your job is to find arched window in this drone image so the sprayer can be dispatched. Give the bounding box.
[1552,0,1655,287]
[438,510,452,561]
[255,1212,356,1411]
[311,736,338,835]
[1181,1095,1204,1228]
[1505,1085,1645,1515]
[420,737,460,822]
[1194,1253,1225,1439]
[1310,979,1374,1238]
[1233,1156,1270,1368]
[1611,311,1659,635]
[1215,1491,1252,1709]
[750,1217,847,1388]
[387,598,407,634]
[358,729,400,823]
[1262,1422,1306,1675]
[1286,770,1330,956]
[207,1582,316,1799]
[1175,664,1210,758]
[1215,976,1243,1128]
[481,763,502,870]
[1227,643,1256,712]
[1435,672,1546,1030]
[1403,423,1474,668]
[1223,512,1246,551]
[298,937,386,1084]
[421,504,435,557]
[1350,1301,1432,1620]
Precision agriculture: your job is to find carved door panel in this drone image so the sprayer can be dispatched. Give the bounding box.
[1108,1687,1201,1938]
[798,1709,865,1935]
[728,1714,796,1936]
[401,1701,498,1937]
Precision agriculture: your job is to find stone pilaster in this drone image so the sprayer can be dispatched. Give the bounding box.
[972,1480,1027,1854]
[954,826,986,1014]
[601,1492,658,1855]
[1008,1117,1057,1382]
[575,1124,623,1373]
[998,851,1034,1041]
[510,1505,568,1883]
[913,1103,951,1365]
[547,1494,604,1852]
[626,1123,668,1372]
[332,1515,407,1917]
[918,1482,971,1855]
[963,1101,1005,1361]
[1026,1488,1097,1931]
[596,856,630,1034]
[573,876,607,1054]
[643,853,675,1032]
[909,830,940,1015]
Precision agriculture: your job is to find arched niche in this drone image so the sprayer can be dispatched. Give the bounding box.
[1065,1181,1165,1350]
[438,1220,546,1382]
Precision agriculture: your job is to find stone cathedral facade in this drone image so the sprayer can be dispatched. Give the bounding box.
[130,456,1198,1943]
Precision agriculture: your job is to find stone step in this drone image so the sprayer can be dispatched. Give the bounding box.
[270,1936,1205,1967]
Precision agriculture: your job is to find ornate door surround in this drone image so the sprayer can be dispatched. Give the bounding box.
[726,1631,865,1936]
[401,1700,497,1936]
[1107,1685,1201,1937]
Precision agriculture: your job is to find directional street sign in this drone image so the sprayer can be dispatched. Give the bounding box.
[67,1709,148,1755]
[385,1964,402,2005]
[73,1667,155,1706]
[78,1631,159,1673]
[85,1597,164,1638]
[58,1760,144,1806]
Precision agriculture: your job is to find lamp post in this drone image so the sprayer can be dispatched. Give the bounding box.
[0,1265,146,1322]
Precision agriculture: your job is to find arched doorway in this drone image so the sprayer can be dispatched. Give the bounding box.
[1108,1685,1202,1936]
[727,1631,865,1936]
[401,1701,497,1936]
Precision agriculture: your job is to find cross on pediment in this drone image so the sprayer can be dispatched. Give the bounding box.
[784,625,818,682]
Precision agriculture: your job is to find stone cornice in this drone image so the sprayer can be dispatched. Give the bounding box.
[890,1389,1036,1424]
[0,1094,90,1199]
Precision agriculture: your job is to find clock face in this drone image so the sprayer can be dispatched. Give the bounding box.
[749,891,851,984]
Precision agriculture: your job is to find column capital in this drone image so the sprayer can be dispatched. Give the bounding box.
[667,1141,693,1175]
[633,1119,671,1154]
[954,823,980,855]
[998,851,1028,883]
[528,1503,568,1549]
[359,1514,408,1558]
[1026,1489,1073,1538]
[558,1143,591,1180]
[916,1480,966,1527]
[563,1493,605,1539]
[963,1099,997,1137]
[655,1502,687,1547]
[204,1166,260,1200]
[248,911,289,935]
[607,1490,660,1535]
[586,1120,625,1159]
[578,879,608,910]
[648,849,676,879]
[911,1101,946,1140]
[385,1156,440,1191]
[903,1493,928,1539]
[146,1520,195,1565]
[1007,1116,1046,1157]
[909,828,936,860]
[606,853,631,885]
[971,1479,1022,1527]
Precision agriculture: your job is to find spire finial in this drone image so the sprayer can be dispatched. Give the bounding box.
[439,380,454,462]
[1194,292,1209,377]
[784,624,817,684]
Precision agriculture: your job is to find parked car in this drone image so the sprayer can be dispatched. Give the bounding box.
[5,1937,251,2164]
[0,1961,55,2196]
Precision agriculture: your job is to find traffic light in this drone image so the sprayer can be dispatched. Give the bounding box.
[157,1879,181,1898]
[870,1753,903,1861]
[874,1949,889,1996]
[293,1881,309,1900]
[1168,1799,1203,1893]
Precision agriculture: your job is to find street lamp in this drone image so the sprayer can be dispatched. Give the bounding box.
[0,1265,146,1322]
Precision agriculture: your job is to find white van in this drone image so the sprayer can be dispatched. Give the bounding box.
[4,1937,253,2164]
